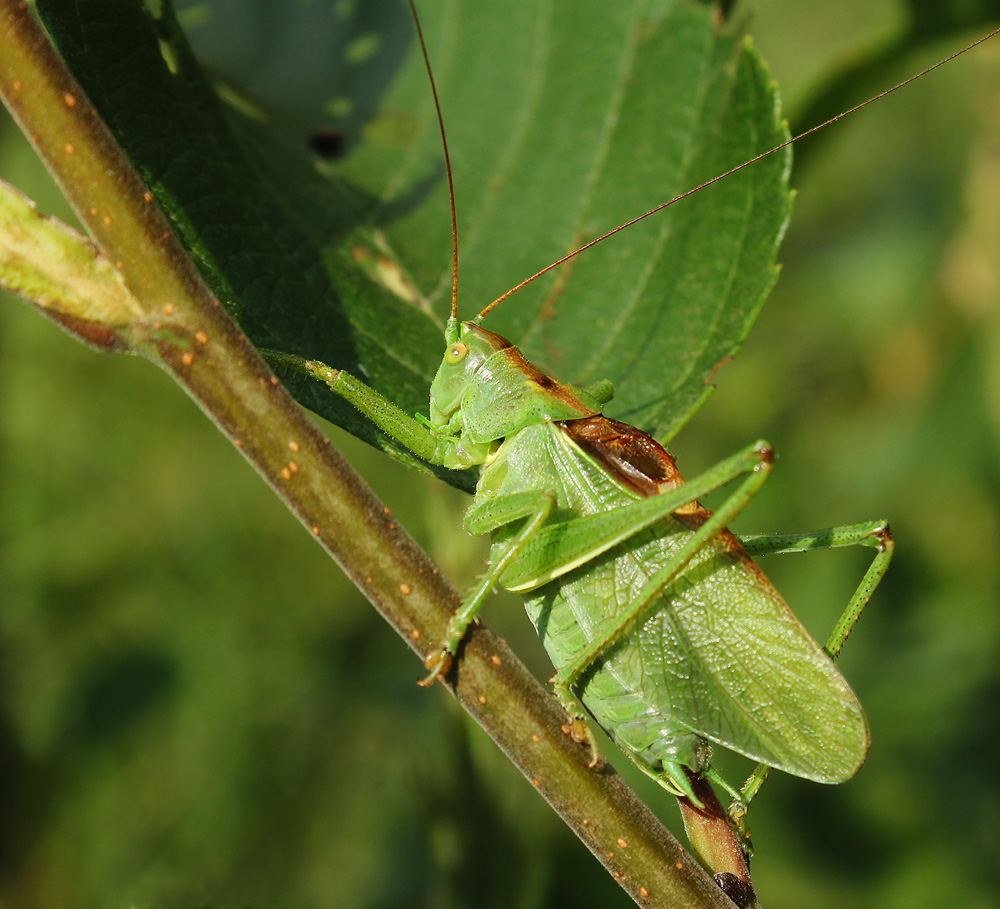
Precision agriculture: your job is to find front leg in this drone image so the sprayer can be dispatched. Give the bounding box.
[262,350,494,469]
[264,350,441,460]
[424,490,602,764]
[418,490,555,684]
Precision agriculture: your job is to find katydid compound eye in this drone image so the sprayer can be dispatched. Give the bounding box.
[445,342,468,364]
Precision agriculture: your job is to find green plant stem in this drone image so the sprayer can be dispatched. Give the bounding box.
[0,3,736,906]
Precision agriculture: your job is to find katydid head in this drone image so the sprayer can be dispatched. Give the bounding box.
[429,322,510,428]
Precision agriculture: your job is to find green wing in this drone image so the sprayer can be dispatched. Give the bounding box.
[503,423,869,782]
[632,533,869,782]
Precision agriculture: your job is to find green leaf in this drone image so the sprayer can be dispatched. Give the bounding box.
[342,0,792,443]
[36,0,448,478]
[37,0,790,473]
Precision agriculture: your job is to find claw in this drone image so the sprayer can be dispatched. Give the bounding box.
[564,715,601,767]
[417,647,452,687]
[582,728,601,768]
[552,689,602,767]
[726,798,754,857]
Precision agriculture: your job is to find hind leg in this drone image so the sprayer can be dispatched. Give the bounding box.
[732,520,894,821]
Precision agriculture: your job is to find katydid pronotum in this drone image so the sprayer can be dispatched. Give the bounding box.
[272,2,996,860]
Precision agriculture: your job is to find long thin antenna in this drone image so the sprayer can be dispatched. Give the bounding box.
[477,25,1000,322]
[407,0,460,324]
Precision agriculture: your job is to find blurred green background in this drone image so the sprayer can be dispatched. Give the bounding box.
[1,1,999,907]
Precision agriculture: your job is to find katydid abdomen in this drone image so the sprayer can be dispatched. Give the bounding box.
[478,412,869,794]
